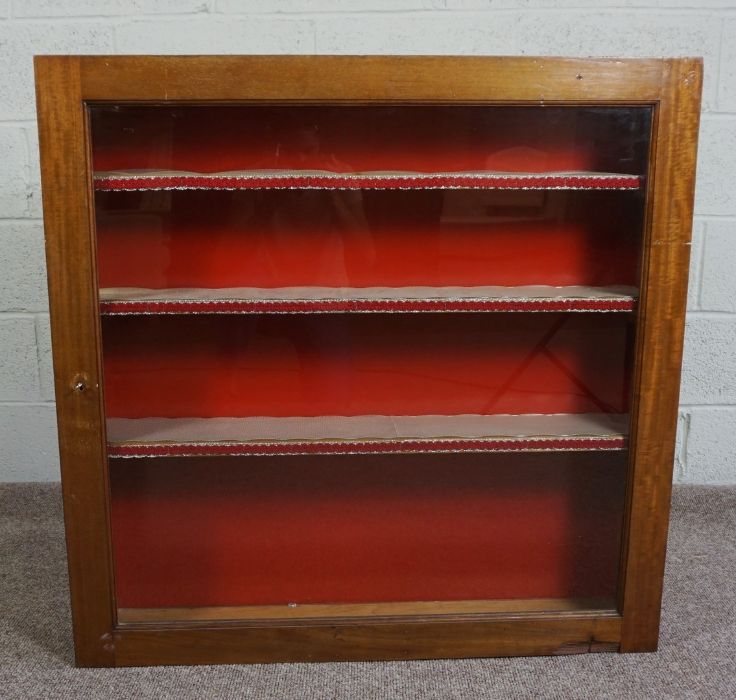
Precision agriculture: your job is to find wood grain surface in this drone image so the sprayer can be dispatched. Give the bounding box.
[34,55,702,666]
[34,56,116,667]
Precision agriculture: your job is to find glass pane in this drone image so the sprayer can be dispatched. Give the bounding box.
[91,104,651,621]
[111,452,627,610]
[101,313,631,417]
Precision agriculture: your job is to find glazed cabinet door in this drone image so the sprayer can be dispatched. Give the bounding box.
[34,57,701,666]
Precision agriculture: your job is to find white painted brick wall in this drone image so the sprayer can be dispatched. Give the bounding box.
[0,222,48,312]
[0,0,735,483]
[0,316,41,401]
[700,220,736,311]
[115,17,314,53]
[0,404,61,481]
[0,128,31,217]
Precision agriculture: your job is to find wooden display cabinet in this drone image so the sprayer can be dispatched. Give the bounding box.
[34,56,702,667]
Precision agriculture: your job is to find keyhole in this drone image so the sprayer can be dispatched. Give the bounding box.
[72,374,89,394]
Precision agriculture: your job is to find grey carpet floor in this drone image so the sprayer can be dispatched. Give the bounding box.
[0,484,734,699]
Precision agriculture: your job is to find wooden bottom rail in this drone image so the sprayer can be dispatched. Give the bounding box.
[118,597,616,625]
[109,613,622,666]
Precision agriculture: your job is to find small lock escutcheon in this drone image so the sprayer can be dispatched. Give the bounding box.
[71,373,91,395]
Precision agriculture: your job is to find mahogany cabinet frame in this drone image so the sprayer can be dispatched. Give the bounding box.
[34,55,702,667]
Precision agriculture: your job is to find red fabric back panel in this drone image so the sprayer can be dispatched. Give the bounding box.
[110,451,627,609]
[91,105,636,173]
[102,313,632,418]
[96,189,642,289]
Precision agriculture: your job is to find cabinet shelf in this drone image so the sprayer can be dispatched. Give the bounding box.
[99,285,638,315]
[93,169,641,191]
[106,413,628,458]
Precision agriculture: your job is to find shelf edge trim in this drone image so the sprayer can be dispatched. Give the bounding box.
[107,435,627,458]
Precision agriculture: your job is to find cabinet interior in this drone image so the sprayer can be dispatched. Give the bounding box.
[91,103,651,622]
